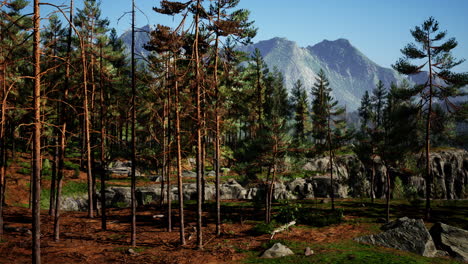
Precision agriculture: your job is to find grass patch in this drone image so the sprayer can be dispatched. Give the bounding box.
[40,181,91,209]
[244,240,461,264]
[17,168,31,175]
[64,160,80,170]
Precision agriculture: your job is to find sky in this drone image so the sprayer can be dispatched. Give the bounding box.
[38,0,468,72]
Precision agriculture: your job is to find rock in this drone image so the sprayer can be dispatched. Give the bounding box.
[220,179,246,199]
[287,178,314,199]
[127,248,137,255]
[430,222,468,262]
[206,170,216,177]
[355,217,437,257]
[260,243,294,258]
[182,170,197,178]
[60,195,88,211]
[148,175,162,182]
[304,247,314,256]
[273,182,297,200]
[4,225,32,235]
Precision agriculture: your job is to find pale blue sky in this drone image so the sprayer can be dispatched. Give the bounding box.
[39,0,468,72]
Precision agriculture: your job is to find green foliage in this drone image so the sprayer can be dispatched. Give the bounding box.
[251,220,279,235]
[298,208,344,227]
[64,160,80,170]
[275,201,303,223]
[17,168,31,175]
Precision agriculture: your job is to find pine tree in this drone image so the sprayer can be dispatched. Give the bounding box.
[311,69,332,153]
[392,17,468,219]
[358,91,372,131]
[291,79,309,144]
[311,69,345,210]
[32,0,42,262]
[371,80,387,128]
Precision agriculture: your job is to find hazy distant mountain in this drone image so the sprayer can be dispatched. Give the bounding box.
[119,25,151,58]
[120,27,448,110]
[239,37,410,110]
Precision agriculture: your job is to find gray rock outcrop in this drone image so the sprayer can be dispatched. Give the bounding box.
[430,222,468,262]
[261,243,294,258]
[355,217,438,257]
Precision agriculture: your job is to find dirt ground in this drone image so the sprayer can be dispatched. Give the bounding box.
[0,205,374,264]
[0,155,374,264]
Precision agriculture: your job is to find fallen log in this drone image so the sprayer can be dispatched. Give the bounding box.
[270,221,296,239]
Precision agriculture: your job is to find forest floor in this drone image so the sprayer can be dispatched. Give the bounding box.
[1,154,467,263]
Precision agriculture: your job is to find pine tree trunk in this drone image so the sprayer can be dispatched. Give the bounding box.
[166,73,172,232]
[327,114,335,211]
[32,1,42,262]
[174,58,186,245]
[160,100,166,207]
[371,161,375,204]
[425,41,433,220]
[99,43,107,231]
[386,166,390,223]
[214,5,221,235]
[54,0,73,241]
[130,0,137,247]
[194,0,203,249]
[0,54,7,239]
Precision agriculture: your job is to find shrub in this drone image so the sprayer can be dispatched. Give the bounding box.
[251,220,278,235]
[17,168,31,175]
[64,160,80,170]
[298,208,344,227]
[275,201,302,223]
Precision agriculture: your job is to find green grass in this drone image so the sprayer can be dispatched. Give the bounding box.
[244,240,462,264]
[40,181,91,209]
[17,168,31,175]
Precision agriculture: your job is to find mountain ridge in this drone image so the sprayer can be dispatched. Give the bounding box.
[119,27,415,110]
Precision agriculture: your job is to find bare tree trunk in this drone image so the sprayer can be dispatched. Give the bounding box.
[54,0,73,241]
[99,43,107,231]
[327,114,335,211]
[386,165,390,223]
[160,100,166,207]
[130,0,137,247]
[213,4,221,236]
[0,48,7,239]
[166,72,172,232]
[425,41,434,220]
[32,1,42,262]
[371,161,375,204]
[174,58,185,245]
[194,0,203,249]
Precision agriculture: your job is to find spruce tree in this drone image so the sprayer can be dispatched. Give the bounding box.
[291,79,309,144]
[371,80,387,128]
[393,17,468,219]
[311,69,332,153]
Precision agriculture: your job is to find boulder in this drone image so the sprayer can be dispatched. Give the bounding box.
[60,195,88,211]
[260,243,294,258]
[273,182,297,200]
[220,179,246,199]
[182,170,197,178]
[430,222,468,262]
[310,175,348,198]
[287,178,314,199]
[355,217,438,257]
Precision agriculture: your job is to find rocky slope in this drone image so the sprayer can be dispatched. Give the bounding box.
[239,37,411,110]
[60,149,467,211]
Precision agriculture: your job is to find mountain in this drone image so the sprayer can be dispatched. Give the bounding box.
[239,37,409,110]
[119,25,151,58]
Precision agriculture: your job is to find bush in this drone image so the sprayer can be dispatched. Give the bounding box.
[64,160,80,170]
[298,208,344,227]
[17,168,31,175]
[251,220,278,235]
[275,201,302,223]
[43,159,51,170]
